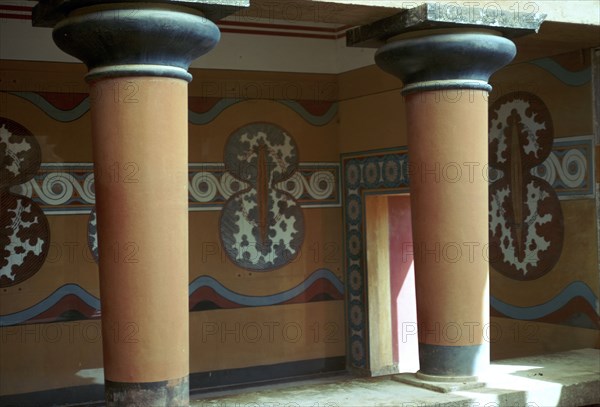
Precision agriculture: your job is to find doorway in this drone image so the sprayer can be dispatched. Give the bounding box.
[365,193,419,375]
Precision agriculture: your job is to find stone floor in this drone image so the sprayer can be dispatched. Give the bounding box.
[191,348,600,407]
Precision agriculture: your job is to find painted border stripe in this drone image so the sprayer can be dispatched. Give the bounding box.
[0,284,100,327]
[529,58,592,87]
[0,269,344,326]
[0,5,31,12]
[218,20,347,34]
[8,92,338,126]
[189,268,344,307]
[490,281,599,320]
[9,92,90,122]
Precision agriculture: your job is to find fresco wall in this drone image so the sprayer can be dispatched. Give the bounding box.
[0,61,345,400]
[487,49,599,358]
[1,45,598,403]
[337,48,599,373]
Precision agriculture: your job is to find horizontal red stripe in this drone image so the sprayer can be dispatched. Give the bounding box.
[0,5,32,12]
[0,10,348,39]
[491,296,600,329]
[36,91,89,110]
[26,294,99,324]
[220,27,341,40]
[0,5,351,35]
[0,12,30,20]
[189,286,242,310]
[219,20,343,34]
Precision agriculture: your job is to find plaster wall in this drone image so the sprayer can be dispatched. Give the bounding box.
[337,48,599,372]
[0,28,598,402]
[0,61,345,397]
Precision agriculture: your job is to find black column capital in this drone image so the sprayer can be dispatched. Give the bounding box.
[347,2,545,95]
[33,1,249,82]
[375,31,516,94]
[33,0,249,27]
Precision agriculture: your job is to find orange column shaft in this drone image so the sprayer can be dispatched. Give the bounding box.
[35,2,230,403]
[407,90,490,353]
[90,77,189,384]
[361,13,524,381]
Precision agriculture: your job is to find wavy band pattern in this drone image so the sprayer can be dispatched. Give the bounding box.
[528,58,592,87]
[0,269,344,327]
[8,92,339,127]
[189,268,344,308]
[491,281,600,329]
[0,284,100,327]
[8,92,90,122]
[490,281,598,320]
[278,100,338,127]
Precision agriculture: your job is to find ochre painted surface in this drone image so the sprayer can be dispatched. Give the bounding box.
[90,77,190,383]
[1,46,599,396]
[491,199,599,307]
[0,93,94,162]
[338,90,407,154]
[490,57,593,138]
[490,317,600,360]
[189,209,343,297]
[188,100,339,163]
[488,51,599,349]
[0,60,344,395]
[0,321,103,395]
[406,89,490,348]
[189,301,345,373]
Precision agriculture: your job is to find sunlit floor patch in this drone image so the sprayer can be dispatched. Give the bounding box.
[192,348,599,407]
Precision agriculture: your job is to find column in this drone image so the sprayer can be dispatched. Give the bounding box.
[32,1,245,404]
[347,3,544,382]
[376,29,515,379]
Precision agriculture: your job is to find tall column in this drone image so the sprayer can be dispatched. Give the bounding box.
[33,1,246,404]
[376,30,515,380]
[348,4,544,382]
[375,30,516,380]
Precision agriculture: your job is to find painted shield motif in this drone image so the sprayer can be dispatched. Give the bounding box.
[488,92,564,280]
[220,123,305,270]
[1,118,50,287]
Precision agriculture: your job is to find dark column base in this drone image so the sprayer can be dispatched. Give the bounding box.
[105,376,189,407]
[418,343,489,378]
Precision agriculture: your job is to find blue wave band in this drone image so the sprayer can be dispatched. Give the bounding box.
[0,269,344,326]
[189,268,344,307]
[9,92,90,122]
[491,281,599,320]
[529,58,591,87]
[278,100,338,126]
[188,98,242,125]
[8,92,338,126]
[0,284,100,327]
